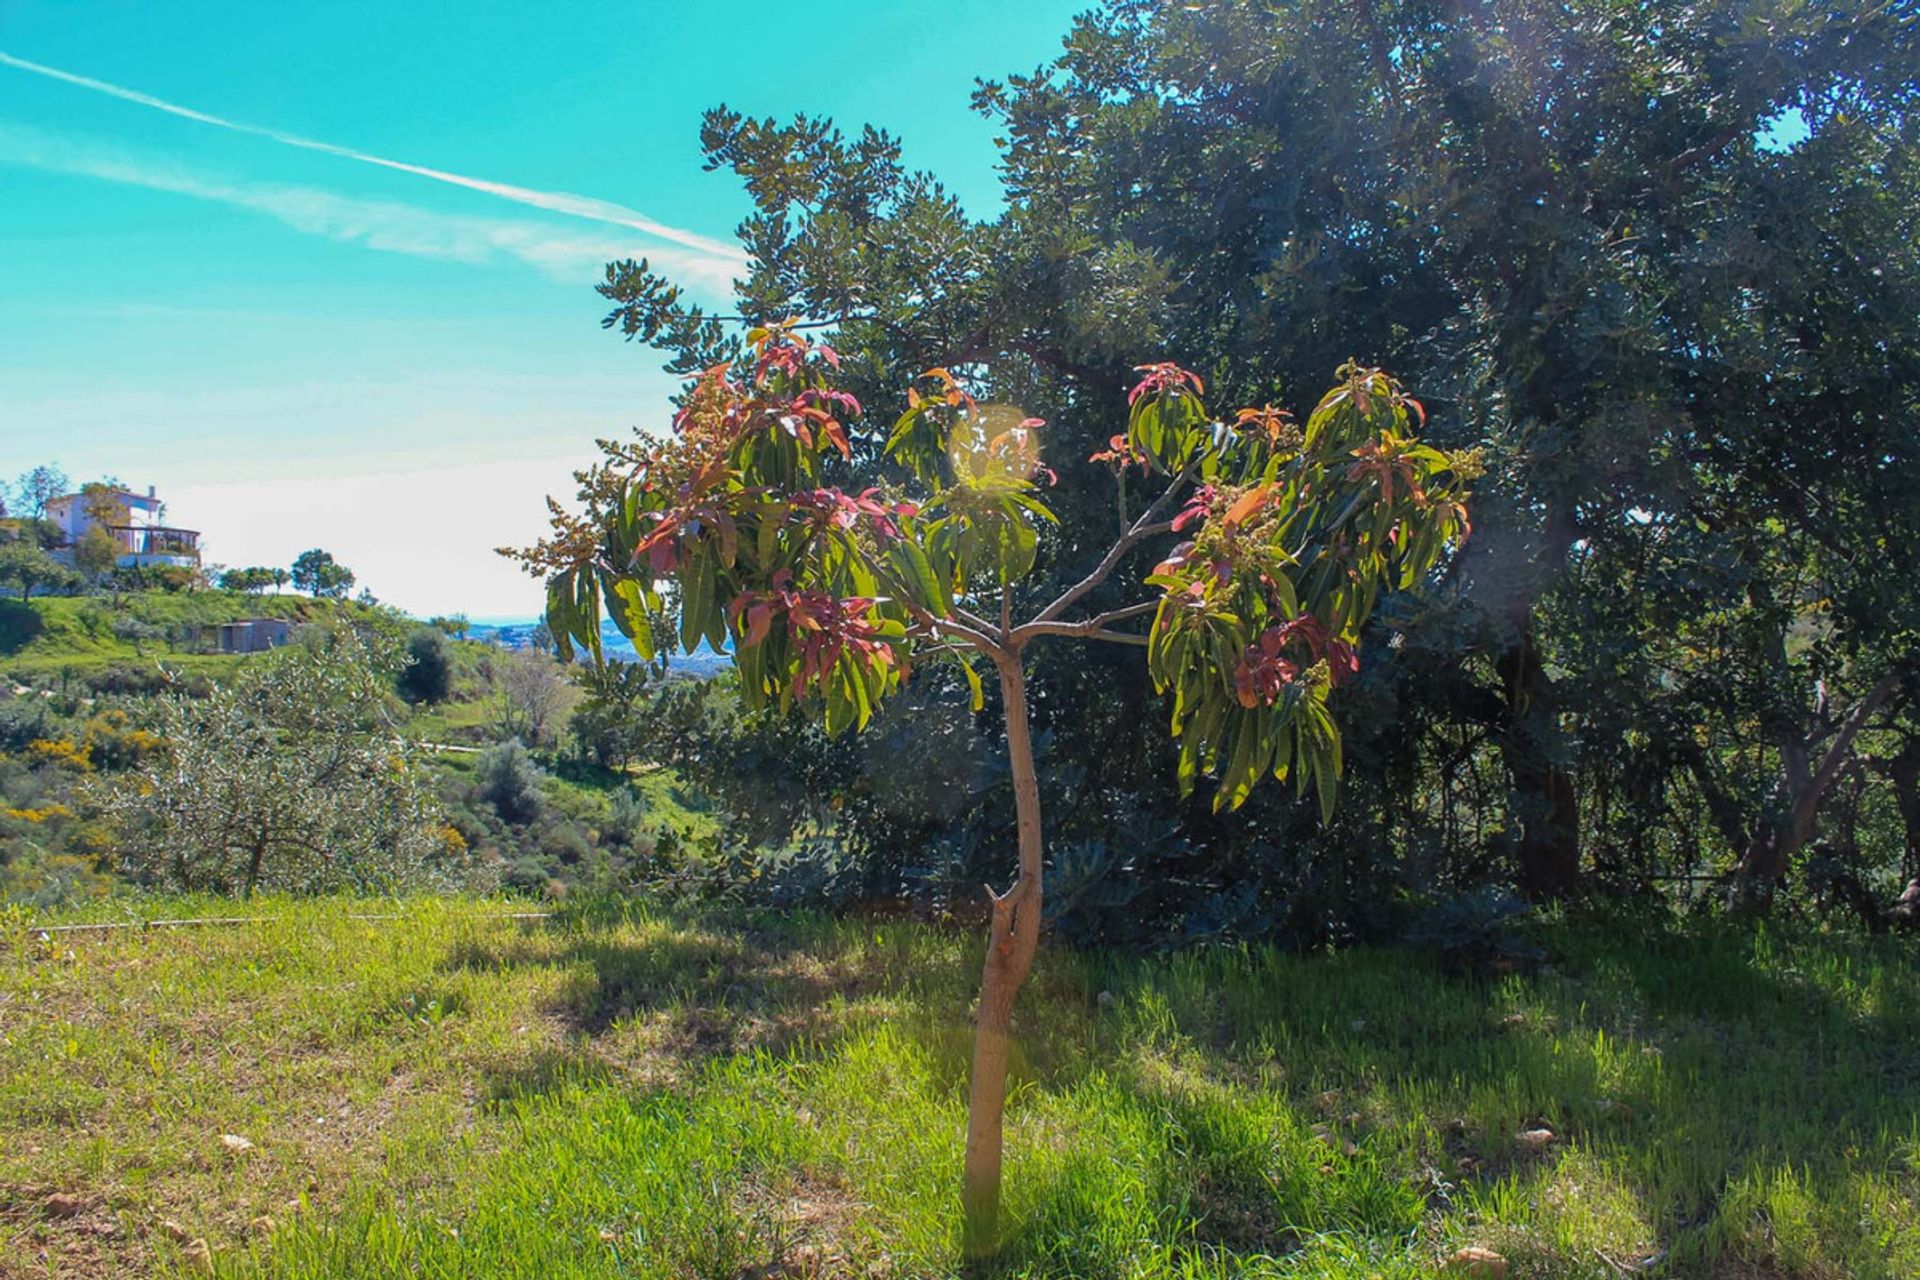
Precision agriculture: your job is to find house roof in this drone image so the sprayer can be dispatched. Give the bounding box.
[49,487,163,510]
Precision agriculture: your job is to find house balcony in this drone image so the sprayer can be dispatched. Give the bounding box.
[108,524,202,568]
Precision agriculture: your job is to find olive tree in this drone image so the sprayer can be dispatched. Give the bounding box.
[515,325,1472,1253]
[98,631,484,895]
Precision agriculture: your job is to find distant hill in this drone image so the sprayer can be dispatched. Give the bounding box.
[466,616,732,678]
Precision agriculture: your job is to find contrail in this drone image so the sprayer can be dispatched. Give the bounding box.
[0,49,747,264]
[0,121,744,287]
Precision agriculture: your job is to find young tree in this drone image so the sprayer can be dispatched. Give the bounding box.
[515,326,1472,1252]
[10,464,69,521]
[493,648,572,746]
[291,548,355,598]
[0,541,76,601]
[97,631,486,895]
[73,524,121,582]
[78,481,126,527]
[569,659,657,773]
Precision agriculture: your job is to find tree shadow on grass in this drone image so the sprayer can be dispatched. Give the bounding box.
[442,908,1919,1275]
[1082,926,1920,1274]
[446,906,983,1105]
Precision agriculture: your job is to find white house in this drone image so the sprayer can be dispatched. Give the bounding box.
[43,485,202,569]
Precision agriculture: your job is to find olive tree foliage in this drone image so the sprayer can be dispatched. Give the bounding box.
[98,631,488,896]
[588,0,1920,918]
[514,324,1471,1251]
[0,540,76,601]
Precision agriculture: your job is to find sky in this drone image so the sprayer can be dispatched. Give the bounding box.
[0,1,1086,619]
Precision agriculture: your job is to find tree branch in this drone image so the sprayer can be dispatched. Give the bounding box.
[1014,599,1160,646]
[1029,467,1187,628]
[910,608,1002,656]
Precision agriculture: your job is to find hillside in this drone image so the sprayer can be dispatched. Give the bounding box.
[4,897,1918,1278]
[0,593,386,678]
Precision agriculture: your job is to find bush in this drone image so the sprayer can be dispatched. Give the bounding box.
[397,627,454,704]
[476,740,545,825]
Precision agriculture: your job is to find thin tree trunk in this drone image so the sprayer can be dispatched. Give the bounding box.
[1885,737,1920,883]
[962,655,1044,1260]
[1735,674,1900,912]
[245,826,269,897]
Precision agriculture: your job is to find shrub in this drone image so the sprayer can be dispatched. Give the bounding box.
[398,626,454,704]
[476,739,545,825]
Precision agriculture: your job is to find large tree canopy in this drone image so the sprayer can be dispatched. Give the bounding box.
[586,0,1920,927]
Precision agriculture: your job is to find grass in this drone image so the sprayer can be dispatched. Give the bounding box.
[0,594,381,679]
[2,898,1917,1279]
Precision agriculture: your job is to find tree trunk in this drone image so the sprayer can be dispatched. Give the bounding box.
[1496,615,1580,899]
[1886,737,1920,883]
[1734,674,1900,913]
[962,655,1044,1260]
[245,827,269,897]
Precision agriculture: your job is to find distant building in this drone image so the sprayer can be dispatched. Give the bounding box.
[44,484,201,569]
[216,618,294,654]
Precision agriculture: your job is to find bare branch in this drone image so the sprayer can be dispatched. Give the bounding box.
[1083,629,1150,648]
[1031,465,1192,627]
[953,606,1003,640]
[1015,598,1160,647]
[910,607,1002,656]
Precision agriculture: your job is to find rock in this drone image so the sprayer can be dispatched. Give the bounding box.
[1446,1245,1508,1277]
[45,1193,84,1219]
[220,1133,255,1154]
[1096,989,1116,1009]
[1516,1126,1556,1150]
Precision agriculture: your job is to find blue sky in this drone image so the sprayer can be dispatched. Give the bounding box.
[0,1,1084,618]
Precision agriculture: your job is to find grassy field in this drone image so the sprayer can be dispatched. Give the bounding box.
[2,898,1916,1279]
[0,595,378,679]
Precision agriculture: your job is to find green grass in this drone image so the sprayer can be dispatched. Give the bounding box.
[0,593,382,678]
[405,693,503,747]
[3,898,1917,1279]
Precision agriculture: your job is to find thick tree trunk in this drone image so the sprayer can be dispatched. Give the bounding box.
[961,655,1044,1260]
[1496,616,1580,899]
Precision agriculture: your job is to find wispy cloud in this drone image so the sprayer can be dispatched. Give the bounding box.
[0,48,747,265]
[0,122,740,288]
